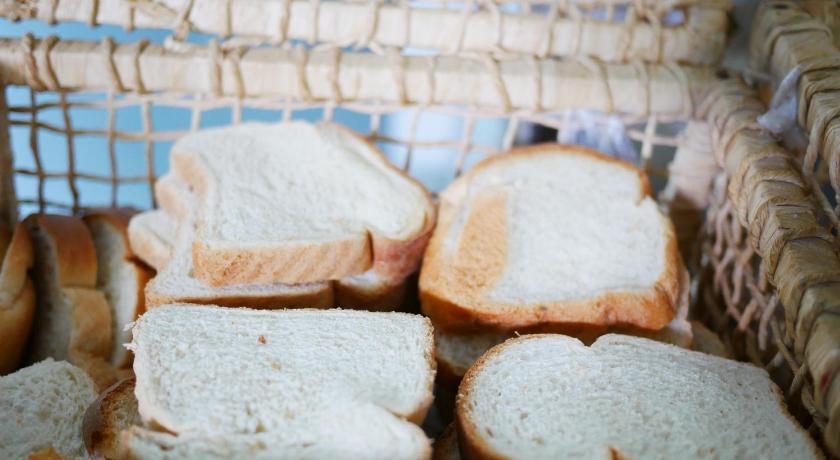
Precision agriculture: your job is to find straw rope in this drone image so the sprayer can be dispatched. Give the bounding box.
[699,78,840,456]
[750,2,840,208]
[0,36,714,115]
[0,0,730,65]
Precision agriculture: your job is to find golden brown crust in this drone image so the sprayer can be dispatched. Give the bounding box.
[144,282,335,310]
[25,214,99,288]
[26,446,64,460]
[0,221,33,306]
[192,237,372,286]
[420,144,683,334]
[66,287,117,391]
[0,278,35,374]
[83,377,138,460]
[82,209,155,369]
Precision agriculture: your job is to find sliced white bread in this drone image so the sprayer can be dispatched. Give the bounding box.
[84,209,154,368]
[0,358,97,459]
[137,207,334,309]
[138,179,409,310]
[122,402,431,460]
[420,145,683,334]
[83,377,140,460]
[128,305,436,436]
[169,122,434,286]
[0,222,35,374]
[434,274,692,387]
[433,424,460,460]
[456,334,820,459]
[127,210,174,271]
[25,214,116,389]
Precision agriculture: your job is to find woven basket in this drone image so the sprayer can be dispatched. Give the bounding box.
[696,0,840,455]
[12,0,839,455]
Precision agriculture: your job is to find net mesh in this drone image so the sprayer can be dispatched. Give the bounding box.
[4,86,683,217]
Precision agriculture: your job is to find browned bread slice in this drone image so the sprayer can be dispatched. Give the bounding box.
[83,377,140,460]
[84,210,154,368]
[168,122,435,287]
[0,222,34,374]
[420,145,683,334]
[25,214,116,390]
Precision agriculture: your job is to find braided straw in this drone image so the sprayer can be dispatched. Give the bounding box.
[0,0,730,65]
[699,78,840,456]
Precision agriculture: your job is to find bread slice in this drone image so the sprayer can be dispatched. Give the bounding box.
[121,402,431,460]
[434,273,692,388]
[83,377,140,460]
[420,145,683,334]
[140,178,410,310]
[456,334,821,459]
[84,209,154,368]
[25,214,116,389]
[0,358,97,459]
[128,305,435,437]
[127,210,174,271]
[169,122,434,286]
[0,222,34,374]
[434,424,460,460]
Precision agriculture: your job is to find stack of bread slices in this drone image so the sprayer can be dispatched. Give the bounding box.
[418,145,693,388]
[129,122,435,311]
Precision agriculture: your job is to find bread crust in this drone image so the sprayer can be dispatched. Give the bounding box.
[0,278,35,374]
[334,278,407,311]
[0,222,33,306]
[84,209,156,369]
[83,377,137,460]
[66,287,117,391]
[170,123,435,287]
[25,214,99,288]
[145,281,335,310]
[433,424,460,460]
[420,144,683,334]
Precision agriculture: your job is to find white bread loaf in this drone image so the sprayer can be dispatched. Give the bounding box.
[0,359,97,459]
[84,209,154,368]
[420,145,683,334]
[169,122,434,286]
[121,402,431,460]
[0,222,34,374]
[128,305,436,436]
[456,334,820,459]
[25,214,116,389]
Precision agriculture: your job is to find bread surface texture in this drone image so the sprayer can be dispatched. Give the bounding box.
[0,359,97,460]
[456,334,821,460]
[120,402,431,460]
[169,122,434,286]
[129,305,436,437]
[85,210,153,368]
[83,377,140,460]
[420,145,682,334]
